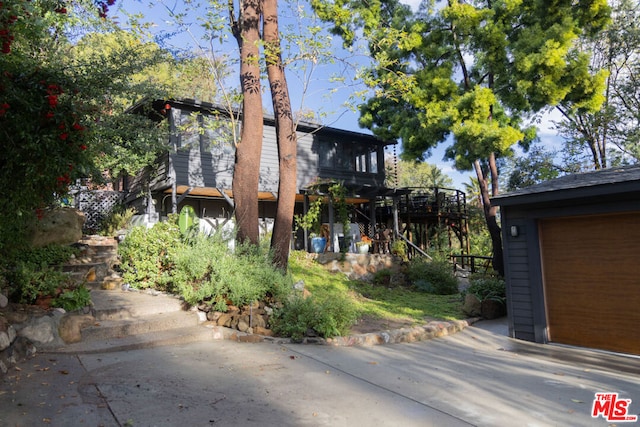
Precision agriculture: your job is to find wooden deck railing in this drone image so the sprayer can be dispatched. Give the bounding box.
[450,254,493,273]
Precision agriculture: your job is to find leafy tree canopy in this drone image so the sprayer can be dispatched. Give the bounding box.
[313,0,610,171]
[554,0,640,169]
[387,159,453,189]
[0,0,209,252]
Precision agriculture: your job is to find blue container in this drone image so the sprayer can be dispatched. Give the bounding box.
[311,237,327,253]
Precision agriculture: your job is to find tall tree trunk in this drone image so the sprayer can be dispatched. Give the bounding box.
[230,0,263,245]
[263,0,297,270]
[474,154,504,277]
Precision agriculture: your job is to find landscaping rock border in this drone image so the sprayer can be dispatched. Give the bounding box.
[204,317,482,346]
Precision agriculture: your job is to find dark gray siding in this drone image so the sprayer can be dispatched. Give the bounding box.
[296,131,318,189]
[501,211,536,341]
[169,150,234,189]
[259,125,280,193]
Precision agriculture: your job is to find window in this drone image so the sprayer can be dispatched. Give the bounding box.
[175,110,235,153]
[319,139,380,174]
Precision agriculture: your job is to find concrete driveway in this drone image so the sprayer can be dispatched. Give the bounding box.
[1,318,638,427]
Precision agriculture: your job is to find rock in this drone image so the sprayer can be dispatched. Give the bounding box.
[58,314,94,344]
[17,315,60,345]
[237,316,251,333]
[30,207,85,247]
[0,293,8,308]
[462,293,482,317]
[196,311,207,322]
[4,310,29,324]
[254,326,273,336]
[102,275,123,290]
[216,313,233,328]
[352,263,367,277]
[0,322,16,351]
[481,299,506,320]
[10,336,37,360]
[238,334,264,343]
[0,331,10,351]
[252,314,267,329]
[207,311,222,322]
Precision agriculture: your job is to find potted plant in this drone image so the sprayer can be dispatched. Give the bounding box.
[295,197,326,253]
[356,235,372,254]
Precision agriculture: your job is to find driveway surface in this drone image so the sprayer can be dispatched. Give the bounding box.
[1,318,638,427]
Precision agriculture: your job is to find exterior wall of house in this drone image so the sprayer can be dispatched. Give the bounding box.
[499,194,640,345]
[143,103,389,197]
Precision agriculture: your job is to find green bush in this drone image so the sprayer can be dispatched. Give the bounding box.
[406,258,459,295]
[172,236,291,310]
[464,274,506,304]
[99,206,136,236]
[119,224,292,311]
[271,292,358,340]
[2,244,79,304]
[20,244,79,269]
[118,220,183,291]
[52,285,91,311]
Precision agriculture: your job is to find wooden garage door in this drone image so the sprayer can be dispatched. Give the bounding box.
[539,212,640,355]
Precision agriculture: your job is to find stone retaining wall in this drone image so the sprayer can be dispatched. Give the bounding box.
[311,252,401,280]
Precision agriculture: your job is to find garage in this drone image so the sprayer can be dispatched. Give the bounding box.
[492,165,640,355]
[539,212,640,355]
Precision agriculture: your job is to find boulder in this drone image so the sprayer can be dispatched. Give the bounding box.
[31,208,85,247]
[462,293,482,317]
[481,299,506,320]
[58,314,94,344]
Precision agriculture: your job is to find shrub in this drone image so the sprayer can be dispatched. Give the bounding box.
[172,236,291,310]
[391,240,408,260]
[98,206,136,236]
[464,274,506,304]
[271,292,358,340]
[120,225,292,310]
[406,257,459,295]
[20,244,79,269]
[371,269,392,286]
[52,284,91,311]
[118,220,183,290]
[2,244,79,304]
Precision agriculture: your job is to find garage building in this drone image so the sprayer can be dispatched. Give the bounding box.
[492,165,640,356]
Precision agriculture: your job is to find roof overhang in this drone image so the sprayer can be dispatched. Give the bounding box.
[166,186,277,201]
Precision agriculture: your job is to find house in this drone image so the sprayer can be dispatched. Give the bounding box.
[121,98,471,255]
[125,98,399,250]
[492,165,640,355]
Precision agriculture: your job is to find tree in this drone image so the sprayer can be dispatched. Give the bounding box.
[554,0,640,170]
[0,0,192,255]
[229,0,264,246]
[390,159,453,189]
[0,0,112,252]
[70,30,183,180]
[502,143,563,192]
[264,0,298,270]
[313,0,610,276]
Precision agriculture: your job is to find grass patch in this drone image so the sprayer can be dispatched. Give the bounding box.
[288,251,464,330]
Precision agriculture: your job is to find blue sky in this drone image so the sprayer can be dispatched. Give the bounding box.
[116,0,564,191]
